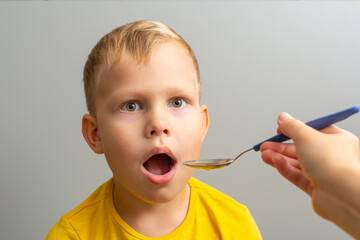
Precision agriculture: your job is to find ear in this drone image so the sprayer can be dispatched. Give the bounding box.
[82,114,104,154]
[200,105,210,142]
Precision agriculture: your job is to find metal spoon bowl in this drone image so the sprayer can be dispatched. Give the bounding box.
[184,149,252,170]
[184,105,360,170]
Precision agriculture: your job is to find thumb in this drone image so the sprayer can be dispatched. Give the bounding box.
[277,113,319,142]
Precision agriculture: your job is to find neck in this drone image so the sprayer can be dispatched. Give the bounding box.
[113,180,191,238]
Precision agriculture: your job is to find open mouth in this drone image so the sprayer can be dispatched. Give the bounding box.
[143,153,175,176]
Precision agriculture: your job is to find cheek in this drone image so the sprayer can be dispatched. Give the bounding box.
[99,120,142,166]
[173,113,204,155]
[99,113,141,145]
[182,110,204,135]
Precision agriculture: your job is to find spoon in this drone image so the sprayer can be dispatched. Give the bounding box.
[184,105,360,170]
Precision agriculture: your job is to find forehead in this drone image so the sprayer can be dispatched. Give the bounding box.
[95,41,200,100]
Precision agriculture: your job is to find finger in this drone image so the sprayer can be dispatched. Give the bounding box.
[279,113,344,137]
[261,150,276,167]
[260,141,298,159]
[277,113,319,142]
[262,150,301,170]
[318,124,343,134]
[272,155,313,196]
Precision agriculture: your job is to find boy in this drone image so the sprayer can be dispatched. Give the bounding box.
[46,20,261,239]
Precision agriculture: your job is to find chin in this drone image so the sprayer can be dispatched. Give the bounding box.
[142,176,191,204]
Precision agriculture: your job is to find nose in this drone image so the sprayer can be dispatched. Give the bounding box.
[145,107,170,138]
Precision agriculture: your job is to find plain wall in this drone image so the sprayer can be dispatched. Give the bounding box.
[1,2,359,239]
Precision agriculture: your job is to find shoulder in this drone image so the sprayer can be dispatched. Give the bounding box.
[189,177,247,211]
[65,178,113,220]
[46,178,114,239]
[45,216,79,240]
[188,177,262,239]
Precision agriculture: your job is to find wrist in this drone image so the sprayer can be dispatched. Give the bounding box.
[312,163,360,212]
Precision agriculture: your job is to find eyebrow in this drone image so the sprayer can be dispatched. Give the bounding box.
[106,86,199,103]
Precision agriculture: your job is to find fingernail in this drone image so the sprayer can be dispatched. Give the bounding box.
[279,113,292,122]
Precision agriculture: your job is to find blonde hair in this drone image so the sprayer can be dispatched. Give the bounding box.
[83,20,200,116]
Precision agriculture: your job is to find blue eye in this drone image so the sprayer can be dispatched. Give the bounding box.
[170,98,186,108]
[121,102,140,112]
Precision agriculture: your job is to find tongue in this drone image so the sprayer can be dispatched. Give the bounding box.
[143,154,172,175]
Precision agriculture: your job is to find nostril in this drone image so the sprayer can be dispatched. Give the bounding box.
[149,129,168,135]
[150,129,169,136]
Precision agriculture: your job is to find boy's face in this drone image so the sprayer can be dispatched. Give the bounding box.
[83,41,209,204]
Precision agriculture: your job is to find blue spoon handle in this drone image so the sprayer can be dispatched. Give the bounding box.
[253,105,360,151]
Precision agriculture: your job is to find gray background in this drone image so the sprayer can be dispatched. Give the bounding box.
[1,1,359,239]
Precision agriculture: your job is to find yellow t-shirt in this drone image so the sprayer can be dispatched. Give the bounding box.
[46,177,262,239]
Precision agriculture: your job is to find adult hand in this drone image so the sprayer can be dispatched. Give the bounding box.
[260,113,360,239]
